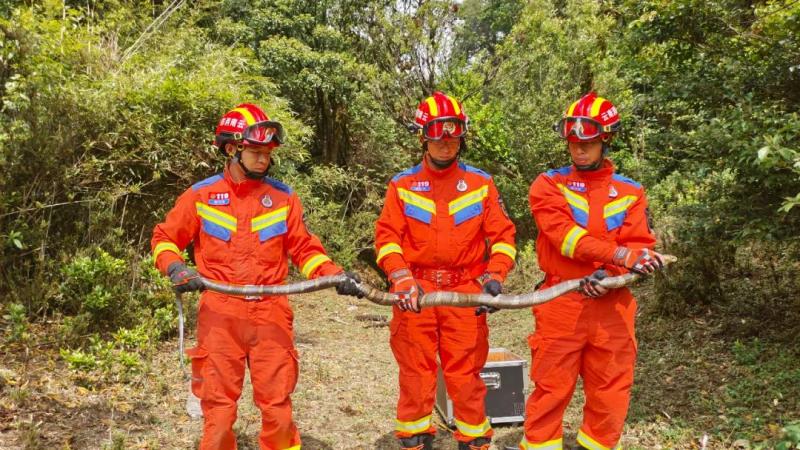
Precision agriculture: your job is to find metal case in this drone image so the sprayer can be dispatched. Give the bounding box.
[435,347,529,426]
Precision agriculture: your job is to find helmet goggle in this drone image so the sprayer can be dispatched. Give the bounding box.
[421,117,468,141]
[553,117,618,141]
[234,120,285,145]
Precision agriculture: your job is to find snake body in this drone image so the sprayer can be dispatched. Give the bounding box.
[199,255,676,308]
[177,255,675,417]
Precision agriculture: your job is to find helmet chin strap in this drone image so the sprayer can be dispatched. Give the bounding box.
[575,140,611,171]
[232,148,269,179]
[423,140,462,169]
[428,154,458,169]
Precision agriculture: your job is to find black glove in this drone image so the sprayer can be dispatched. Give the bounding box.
[167,262,205,293]
[336,271,364,298]
[475,273,502,316]
[579,269,608,298]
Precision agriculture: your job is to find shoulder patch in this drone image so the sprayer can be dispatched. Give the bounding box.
[458,162,491,180]
[262,176,294,194]
[192,174,223,191]
[545,166,572,178]
[612,173,642,189]
[391,164,423,183]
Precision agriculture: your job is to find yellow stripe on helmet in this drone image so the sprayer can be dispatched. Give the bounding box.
[232,107,257,126]
[447,95,461,115]
[590,97,607,117]
[566,100,580,117]
[426,97,439,117]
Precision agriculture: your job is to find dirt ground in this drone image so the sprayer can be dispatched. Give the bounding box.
[0,286,793,449]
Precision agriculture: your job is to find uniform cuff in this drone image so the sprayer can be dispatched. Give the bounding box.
[379,253,408,277]
[156,252,184,276]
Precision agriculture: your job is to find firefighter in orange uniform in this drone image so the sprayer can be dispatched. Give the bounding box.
[151,103,360,450]
[519,93,664,450]
[374,92,517,450]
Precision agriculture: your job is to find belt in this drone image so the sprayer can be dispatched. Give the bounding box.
[410,265,484,289]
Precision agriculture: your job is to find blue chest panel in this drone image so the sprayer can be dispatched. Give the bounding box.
[453,203,483,225]
[404,204,433,224]
[201,220,231,242]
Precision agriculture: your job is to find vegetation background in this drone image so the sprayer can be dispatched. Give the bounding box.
[0,0,798,448]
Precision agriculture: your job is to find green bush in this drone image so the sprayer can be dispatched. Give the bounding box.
[2,303,30,343]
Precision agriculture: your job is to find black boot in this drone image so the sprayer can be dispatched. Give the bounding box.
[458,437,491,450]
[399,433,434,450]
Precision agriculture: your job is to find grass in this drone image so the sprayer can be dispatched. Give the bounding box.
[0,282,798,449]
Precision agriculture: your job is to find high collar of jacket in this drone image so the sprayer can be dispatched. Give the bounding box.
[223,163,263,194]
[421,155,460,179]
[571,158,614,183]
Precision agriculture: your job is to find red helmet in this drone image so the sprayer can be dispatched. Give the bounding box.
[214,103,285,153]
[414,91,468,141]
[554,92,620,143]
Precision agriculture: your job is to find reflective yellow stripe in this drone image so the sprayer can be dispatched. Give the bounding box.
[447,95,461,115]
[520,437,563,450]
[153,242,181,260]
[567,100,580,116]
[560,225,587,258]
[590,97,607,117]
[252,206,289,231]
[448,185,488,215]
[300,254,331,278]
[395,414,432,434]
[454,417,491,438]
[196,203,237,232]
[426,97,439,117]
[282,446,301,450]
[577,429,619,450]
[603,195,638,218]
[397,188,436,214]
[232,107,256,126]
[491,242,517,260]
[556,184,589,213]
[376,243,403,263]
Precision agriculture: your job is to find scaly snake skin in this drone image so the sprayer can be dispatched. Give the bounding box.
[199,254,677,308]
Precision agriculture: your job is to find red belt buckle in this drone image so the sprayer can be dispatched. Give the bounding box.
[411,266,464,288]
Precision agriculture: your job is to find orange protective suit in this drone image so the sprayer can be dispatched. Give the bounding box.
[520,160,656,450]
[375,159,517,443]
[152,166,341,450]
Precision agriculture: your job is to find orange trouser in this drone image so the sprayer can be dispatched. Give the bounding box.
[187,291,301,450]
[390,279,493,443]
[521,289,637,450]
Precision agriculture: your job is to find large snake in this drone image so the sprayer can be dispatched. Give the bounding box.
[175,255,676,417]
[198,254,677,308]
